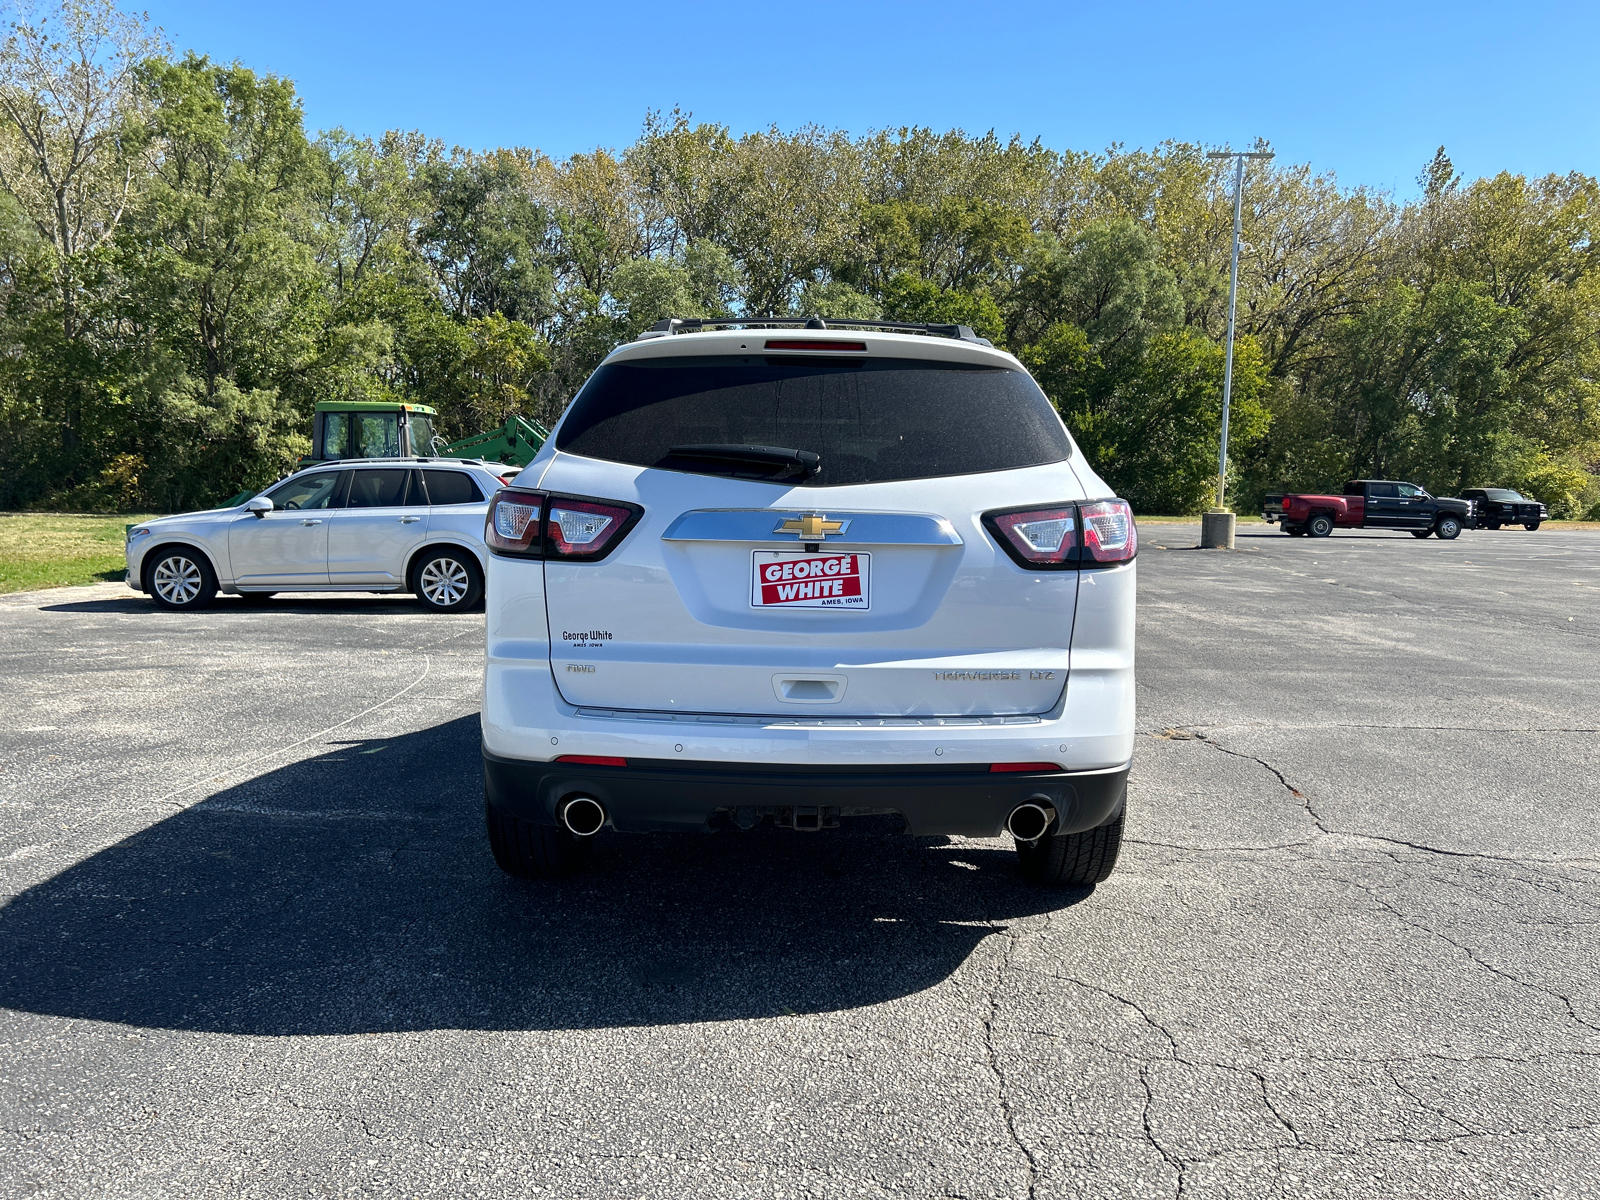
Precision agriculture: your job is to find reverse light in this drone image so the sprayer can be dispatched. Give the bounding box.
[986,506,1077,567]
[548,498,637,559]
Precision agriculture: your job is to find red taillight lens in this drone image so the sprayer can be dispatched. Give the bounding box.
[485,488,545,556]
[989,762,1061,773]
[1080,499,1137,564]
[987,506,1078,566]
[547,498,637,560]
[555,755,628,767]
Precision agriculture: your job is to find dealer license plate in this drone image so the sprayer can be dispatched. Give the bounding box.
[751,551,870,610]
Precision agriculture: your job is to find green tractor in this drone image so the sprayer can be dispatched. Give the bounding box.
[300,400,550,469]
[223,401,550,507]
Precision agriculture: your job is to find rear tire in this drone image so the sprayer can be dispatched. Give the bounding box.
[486,801,590,878]
[412,548,483,613]
[1307,514,1334,538]
[1525,521,1541,531]
[1410,530,1431,539]
[1435,515,1462,540]
[145,547,217,610]
[1015,813,1124,886]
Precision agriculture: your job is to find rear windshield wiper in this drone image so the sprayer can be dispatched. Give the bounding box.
[659,444,822,481]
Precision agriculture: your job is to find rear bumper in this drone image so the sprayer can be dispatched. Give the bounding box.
[483,748,1129,838]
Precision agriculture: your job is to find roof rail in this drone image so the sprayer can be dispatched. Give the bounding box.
[643,316,995,348]
[299,456,497,468]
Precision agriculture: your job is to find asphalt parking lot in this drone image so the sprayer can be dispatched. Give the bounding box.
[3,522,1599,1199]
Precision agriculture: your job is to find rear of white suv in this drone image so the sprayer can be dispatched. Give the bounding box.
[481,322,1136,885]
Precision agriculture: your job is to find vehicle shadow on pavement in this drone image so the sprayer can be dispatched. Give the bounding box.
[39,595,428,615]
[0,716,1083,1035]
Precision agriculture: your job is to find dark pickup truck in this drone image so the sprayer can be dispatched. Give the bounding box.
[1461,488,1547,531]
[1263,480,1474,540]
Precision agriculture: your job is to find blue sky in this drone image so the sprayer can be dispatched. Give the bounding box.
[142,0,1596,197]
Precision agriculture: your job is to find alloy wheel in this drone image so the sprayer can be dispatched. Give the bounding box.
[152,555,203,606]
[419,556,470,607]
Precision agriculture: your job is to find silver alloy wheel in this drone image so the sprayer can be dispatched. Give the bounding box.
[419,556,470,607]
[153,555,203,605]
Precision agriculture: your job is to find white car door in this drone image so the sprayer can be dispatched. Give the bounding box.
[228,469,341,586]
[328,467,430,586]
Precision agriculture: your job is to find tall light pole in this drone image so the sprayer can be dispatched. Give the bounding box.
[1200,148,1273,550]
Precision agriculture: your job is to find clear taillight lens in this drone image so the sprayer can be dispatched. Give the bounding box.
[1080,499,1137,564]
[547,499,637,559]
[486,488,545,556]
[988,507,1077,566]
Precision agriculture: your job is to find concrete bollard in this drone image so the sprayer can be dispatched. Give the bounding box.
[1200,509,1236,549]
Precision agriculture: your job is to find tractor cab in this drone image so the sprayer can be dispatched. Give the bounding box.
[308,401,438,462]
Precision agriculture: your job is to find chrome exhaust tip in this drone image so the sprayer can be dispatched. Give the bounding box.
[559,795,606,837]
[1006,800,1057,842]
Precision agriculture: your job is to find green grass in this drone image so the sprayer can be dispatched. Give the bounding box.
[1134,514,1268,524]
[0,512,162,595]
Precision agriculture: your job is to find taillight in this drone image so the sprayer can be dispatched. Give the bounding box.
[486,488,545,556]
[1079,499,1137,564]
[484,489,642,562]
[982,499,1137,570]
[986,507,1077,567]
[548,498,637,560]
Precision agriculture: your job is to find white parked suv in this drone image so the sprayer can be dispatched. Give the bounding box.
[125,459,508,612]
[481,320,1137,885]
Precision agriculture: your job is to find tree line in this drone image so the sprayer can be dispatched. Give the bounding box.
[1,0,1596,516]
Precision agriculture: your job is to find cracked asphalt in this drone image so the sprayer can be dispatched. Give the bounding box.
[2,521,1598,1198]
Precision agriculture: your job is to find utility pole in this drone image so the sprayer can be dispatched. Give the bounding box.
[1200,148,1273,550]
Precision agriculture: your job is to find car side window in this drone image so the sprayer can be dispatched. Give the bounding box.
[266,471,344,511]
[1396,484,1423,499]
[346,468,412,508]
[421,470,483,505]
[1368,483,1398,498]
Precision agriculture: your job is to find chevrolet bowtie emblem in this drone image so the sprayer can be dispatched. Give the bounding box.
[775,513,847,539]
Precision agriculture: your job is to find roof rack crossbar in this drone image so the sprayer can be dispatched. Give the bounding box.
[645,316,993,347]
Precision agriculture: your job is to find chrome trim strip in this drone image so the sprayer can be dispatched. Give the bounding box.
[572,707,1039,727]
[661,509,962,546]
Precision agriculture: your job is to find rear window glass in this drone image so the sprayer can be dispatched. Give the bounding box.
[422,470,482,505]
[554,355,1072,487]
[1483,488,1524,501]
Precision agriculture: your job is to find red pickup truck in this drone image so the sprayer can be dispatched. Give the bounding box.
[1263,480,1474,540]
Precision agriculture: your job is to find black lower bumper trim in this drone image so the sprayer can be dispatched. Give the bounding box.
[482,748,1128,837]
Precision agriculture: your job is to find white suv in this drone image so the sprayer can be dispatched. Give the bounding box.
[480,321,1136,885]
[125,459,508,612]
